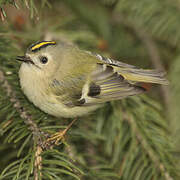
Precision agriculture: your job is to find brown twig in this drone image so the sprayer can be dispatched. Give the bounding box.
[0,8,5,21]
[112,13,171,109]
[34,145,43,180]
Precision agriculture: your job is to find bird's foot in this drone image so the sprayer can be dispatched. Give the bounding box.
[46,118,77,146]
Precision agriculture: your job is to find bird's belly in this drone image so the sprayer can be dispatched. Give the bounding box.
[22,85,100,117]
[21,84,100,118]
[40,100,101,118]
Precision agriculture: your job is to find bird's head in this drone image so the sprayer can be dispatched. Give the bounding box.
[16,41,64,78]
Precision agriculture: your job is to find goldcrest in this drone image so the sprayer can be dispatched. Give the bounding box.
[16,41,168,118]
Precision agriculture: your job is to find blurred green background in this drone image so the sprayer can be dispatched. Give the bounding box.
[0,0,180,179]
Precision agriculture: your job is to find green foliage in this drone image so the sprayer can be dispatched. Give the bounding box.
[0,149,83,180]
[0,0,180,179]
[0,0,16,7]
[77,96,178,180]
[115,0,180,46]
[169,55,180,152]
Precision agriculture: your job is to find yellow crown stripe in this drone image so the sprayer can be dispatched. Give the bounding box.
[31,41,56,51]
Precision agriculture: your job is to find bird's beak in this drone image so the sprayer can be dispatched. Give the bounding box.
[16,56,34,65]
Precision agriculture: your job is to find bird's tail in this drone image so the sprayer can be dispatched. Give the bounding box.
[117,68,169,85]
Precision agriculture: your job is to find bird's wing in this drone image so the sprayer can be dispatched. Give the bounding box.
[77,63,145,106]
[89,52,169,85]
[50,62,145,107]
[75,52,168,106]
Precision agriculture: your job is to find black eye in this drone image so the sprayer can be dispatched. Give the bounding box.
[40,56,48,64]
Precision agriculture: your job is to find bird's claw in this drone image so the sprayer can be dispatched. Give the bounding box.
[45,118,77,147]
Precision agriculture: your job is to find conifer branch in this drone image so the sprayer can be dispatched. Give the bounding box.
[123,111,173,180]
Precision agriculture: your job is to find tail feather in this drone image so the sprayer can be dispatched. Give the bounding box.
[117,69,169,85]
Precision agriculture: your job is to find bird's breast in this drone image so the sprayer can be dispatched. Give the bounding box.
[19,63,49,109]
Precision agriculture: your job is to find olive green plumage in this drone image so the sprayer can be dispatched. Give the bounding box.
[17,41,168,118]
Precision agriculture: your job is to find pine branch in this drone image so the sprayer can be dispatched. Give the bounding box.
[95,97,178,179]
[114,0,180,47]
[124,110,173,180]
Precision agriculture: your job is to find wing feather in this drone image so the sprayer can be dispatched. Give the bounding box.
[90,52,169,85]
[79,64,145,105]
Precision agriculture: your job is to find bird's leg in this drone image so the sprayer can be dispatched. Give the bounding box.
[47,118,77,145]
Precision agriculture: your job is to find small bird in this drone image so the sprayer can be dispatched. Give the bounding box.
[17,41,169,119]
